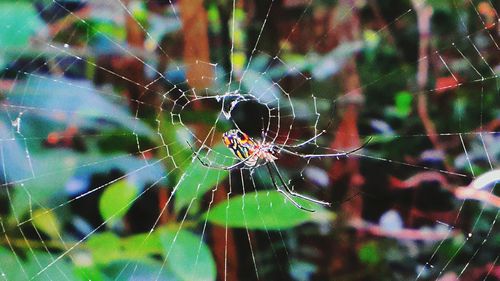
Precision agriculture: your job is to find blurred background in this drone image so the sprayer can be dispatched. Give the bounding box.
[0,0,499,280]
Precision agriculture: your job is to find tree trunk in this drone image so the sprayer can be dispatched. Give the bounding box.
[179,0,214,89]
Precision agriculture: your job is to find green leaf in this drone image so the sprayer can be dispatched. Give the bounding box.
[7,76,155,138]
[439,234,465,261]
[30,252,79,280]
[122,233,164,257]
[427,0,453,11]
[394,91,413,117]
[0,2,44,69]
[453,97,466,121]
[74,266,109,281]
[32,209,61,239]
[103,260,179,281]
[174,144,231,212]
[159,227,216,281]
[203,191,333,230]
[11,151,79,221]
[130,1,148,26]
[87,21,125,41]
[363,29,381,49]
[87,232,163,265]
[358,241,380,265]
[0,248,78,280]
[99,179,138,225]
[157,116,192,173]
[87,232,123,265]
[368,134,397,144]
[0,2,44,48]
[0,247,27,280]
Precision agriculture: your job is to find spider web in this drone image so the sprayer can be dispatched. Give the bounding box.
[0,0,498,280]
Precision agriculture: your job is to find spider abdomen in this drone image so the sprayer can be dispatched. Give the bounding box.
[222,129,276,167]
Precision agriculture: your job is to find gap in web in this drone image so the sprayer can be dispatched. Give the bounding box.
[0,0,498,280]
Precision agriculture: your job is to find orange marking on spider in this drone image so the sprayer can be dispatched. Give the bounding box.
[189,129,371,212]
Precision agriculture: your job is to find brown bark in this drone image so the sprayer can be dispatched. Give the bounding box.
[328,0,363,220]
[122,3,158,113]
[158,188,171,224]
[179,0,214,89]
[412,1,443,151]
[123,3,171,225]
[211,184,239,281]
[322,1,365,278]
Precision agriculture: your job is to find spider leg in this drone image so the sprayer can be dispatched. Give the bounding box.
[281,129,328,149]
[186,141,248,171]
[265,163,315,212]
[281,136,372,159]
[281,117,337,149]
[260,117,267,141]
[270,161,331,207]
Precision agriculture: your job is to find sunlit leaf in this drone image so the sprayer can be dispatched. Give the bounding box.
[363,29,381,49]
[122,233,164,256]
[281,53,310,73]
[233,52,246,70]
[87,232,163,265]
[130,1,148,26]
[32,209,61,239]
[99,179,138,224]
[74,265,108,281]
[394,91,413,117]
[203,191,333,230]
[159,227,216,281]
[87,232,123,265]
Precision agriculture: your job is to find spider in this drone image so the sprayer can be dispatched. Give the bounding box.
[188,129,371,212]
